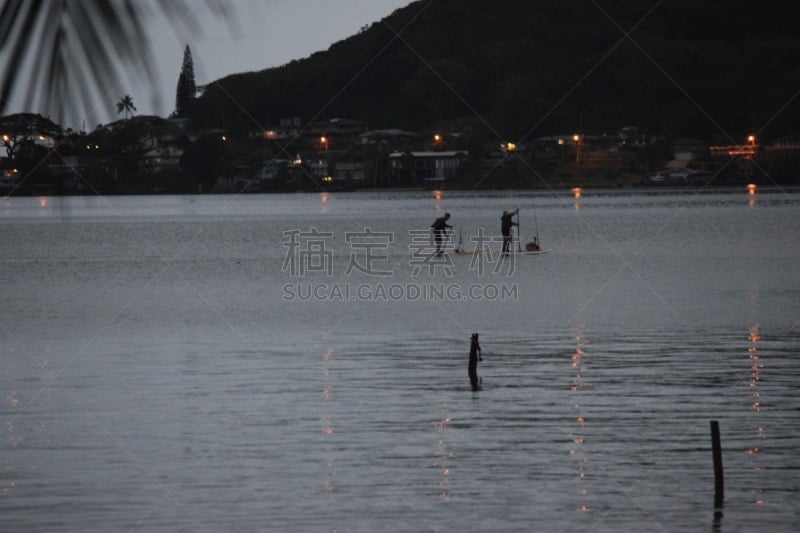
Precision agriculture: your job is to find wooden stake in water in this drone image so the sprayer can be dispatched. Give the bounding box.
[710,420,724,508]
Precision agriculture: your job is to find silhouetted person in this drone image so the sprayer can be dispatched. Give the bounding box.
[501,208,519,254]
[431,212,452,255]
[468,333,482,390]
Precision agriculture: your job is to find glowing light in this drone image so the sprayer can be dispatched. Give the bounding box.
[265,130,276,138]
[2,134,8,141]
[557,138,565,145]
[38,197,47,208]
[572,187,582,199]
[432,189,442,201]
[747,183,757,195]
[573,134,580,142]
[322,176,333,183]
[747,134,756,145]
[221,135,227,141]
[320,192,329,203]
[505,142,516,151]
[434,134,441,142]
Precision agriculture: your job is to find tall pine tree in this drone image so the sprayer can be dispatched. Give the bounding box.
[174,44,196,117]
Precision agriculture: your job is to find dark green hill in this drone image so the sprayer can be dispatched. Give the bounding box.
[192,0,800,141]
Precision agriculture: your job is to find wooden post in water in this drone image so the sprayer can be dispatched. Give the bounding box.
[710,420,724,508]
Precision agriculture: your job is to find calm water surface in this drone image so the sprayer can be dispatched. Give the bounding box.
[1,189,799,531]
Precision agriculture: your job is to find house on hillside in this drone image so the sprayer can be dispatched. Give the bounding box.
[387,150,468,187]
[139,145,184,175]
[305,118,369,149]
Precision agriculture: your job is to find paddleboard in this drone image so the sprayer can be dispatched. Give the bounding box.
[519,248,551,255]
[454,248,487,255]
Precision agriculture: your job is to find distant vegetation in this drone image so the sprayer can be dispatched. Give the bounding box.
[192,0,800,141]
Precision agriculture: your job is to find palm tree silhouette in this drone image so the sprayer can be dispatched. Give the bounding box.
[116,95,137,120]
[0,1,229,126]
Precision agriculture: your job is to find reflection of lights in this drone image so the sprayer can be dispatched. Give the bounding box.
[747,183,757,195]
[38,197,47,208]
[569,333,590,510]
[572,187,582,199]
[432,189,442,201]
[746,324,766,504]
[320,191,329,203]
[434,412,452,500]
[321,346,335,491]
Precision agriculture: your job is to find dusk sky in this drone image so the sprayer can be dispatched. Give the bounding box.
[134,0,411,121]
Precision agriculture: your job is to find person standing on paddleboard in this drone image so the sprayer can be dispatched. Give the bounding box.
[501,208,519,255]
[431,212,452,255]
[469,333,482,390]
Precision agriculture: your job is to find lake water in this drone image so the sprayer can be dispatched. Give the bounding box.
[1,188,799,532]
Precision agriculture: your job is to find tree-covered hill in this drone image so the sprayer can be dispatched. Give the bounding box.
[192,0,800,141]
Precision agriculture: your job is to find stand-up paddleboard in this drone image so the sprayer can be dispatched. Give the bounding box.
[520,248,551,255]
[454,228,488,255]
[455,248,487,255]
[517,207,551,255]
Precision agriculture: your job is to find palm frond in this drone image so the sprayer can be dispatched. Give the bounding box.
[0,0,230,128]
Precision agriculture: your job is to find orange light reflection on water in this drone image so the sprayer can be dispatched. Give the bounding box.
[321,346,336,491]
[569,333,589,512]
[433,412,452,499]
[746,324,766,504]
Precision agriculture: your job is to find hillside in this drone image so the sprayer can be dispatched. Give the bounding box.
[192,0,800,141]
